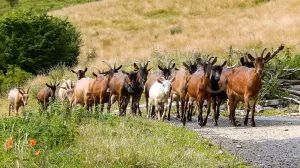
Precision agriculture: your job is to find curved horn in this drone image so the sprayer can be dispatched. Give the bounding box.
[208,56,215,62]
[260,48,267,58]
[92,66,101,73]
[102,61,112,69]
[145,60,150,67]
[168,59,174,68]
[26,86,31,93]
[221,59,227,67]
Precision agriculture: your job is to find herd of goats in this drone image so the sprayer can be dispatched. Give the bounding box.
[8,44,285,127]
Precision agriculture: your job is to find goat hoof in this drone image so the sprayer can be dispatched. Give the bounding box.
[251,122,256,127]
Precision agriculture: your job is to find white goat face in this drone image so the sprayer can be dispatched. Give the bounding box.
[162,80,171,95]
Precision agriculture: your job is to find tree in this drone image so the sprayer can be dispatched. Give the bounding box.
[0,11,81,75]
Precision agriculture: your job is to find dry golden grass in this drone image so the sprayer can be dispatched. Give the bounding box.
[49,0,300,69]
[1,0,300,116]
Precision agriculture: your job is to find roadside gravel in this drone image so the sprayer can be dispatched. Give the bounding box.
[169,115,300,168]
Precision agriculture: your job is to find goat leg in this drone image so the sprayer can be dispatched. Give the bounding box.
[212,97,218,126]
[251,95,258,127]
[167,94,174,121]
[181,97,186,125]
[197,100,204,126]
[203,97,211,126]
[244,96,250,126]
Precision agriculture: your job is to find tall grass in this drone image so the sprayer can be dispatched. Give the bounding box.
[0,102,248,167]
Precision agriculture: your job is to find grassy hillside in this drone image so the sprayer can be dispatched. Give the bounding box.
[0,0,96,16]
[49,0,300,69]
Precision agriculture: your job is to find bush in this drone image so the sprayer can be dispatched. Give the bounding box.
[0,11,81,75]
[0,65,32,92]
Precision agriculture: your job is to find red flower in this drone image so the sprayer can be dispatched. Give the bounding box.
[5,137,13,151]
[29,139,37,146]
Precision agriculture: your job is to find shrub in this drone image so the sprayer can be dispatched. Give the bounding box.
[170,26,182,35]
[0,65,32,92]
[0,11,81,75]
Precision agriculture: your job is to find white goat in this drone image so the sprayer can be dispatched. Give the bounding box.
[58,79,76,102]
[148,77,175,121]
[8,87,30,116]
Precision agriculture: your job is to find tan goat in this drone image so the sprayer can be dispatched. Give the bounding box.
[8,87,30,116]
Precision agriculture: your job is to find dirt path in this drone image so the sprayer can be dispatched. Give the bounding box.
[169,115,300,168]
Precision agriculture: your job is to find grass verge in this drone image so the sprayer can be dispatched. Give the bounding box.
[0,102,248,167]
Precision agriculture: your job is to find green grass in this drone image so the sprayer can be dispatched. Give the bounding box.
[0,0,97,17]
[0,102,248,167]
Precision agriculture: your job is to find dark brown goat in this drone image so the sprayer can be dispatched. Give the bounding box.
[37,81,59,108]
[227,44,284,127]
[90,62,122,112]
[130,61,151,116]
[145,59,176,116]
[184,57,217,126]
[71,68,88,80]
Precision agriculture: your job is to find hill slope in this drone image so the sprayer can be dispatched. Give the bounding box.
[50,0,300,68]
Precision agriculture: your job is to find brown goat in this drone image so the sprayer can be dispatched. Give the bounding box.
[90,62,122,112]
[107,69,134,116]
[168,59,200,121]
[37,81,59,108]
[129,61,151,115]
[227,44,284,127]
[184,57,217,126]
[8,87,30,116]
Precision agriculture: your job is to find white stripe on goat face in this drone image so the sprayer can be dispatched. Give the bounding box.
[161,80,171,95]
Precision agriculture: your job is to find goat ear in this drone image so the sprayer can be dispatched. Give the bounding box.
[158,65,163,71]
[263,52,271,62]
[170,63,176,70]
[56,83,60,87]
[133,63,139,71]
[60,86,67,90]
[18,89,24,95]
[182,62,189,69]
[92,72,98,77]
[46,83,51,88]
[240,57,245,65]
[211,57,218,65]
[116,65,122,71]
[147,67,152,72]
[175,67,179,71]
[84,68,88,72]
[247,53,255,61]
[71,70,76,74]
[157,78,163,84]
[221,60,227,67]
[170,77,175,83]
[122,70,129,75]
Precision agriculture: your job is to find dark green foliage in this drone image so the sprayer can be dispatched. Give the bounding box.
[260,52,300,100]
[170,26,182,35]
[254,0,270,5]
[0,11,81,75]
[5,0,19,7]
[0,65,32,92]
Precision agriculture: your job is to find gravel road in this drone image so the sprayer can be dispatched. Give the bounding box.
[169,115,300,168]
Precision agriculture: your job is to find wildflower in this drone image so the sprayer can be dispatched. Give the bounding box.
[5,137,13,151]
[29,139,37,146]
[34,150,40,156]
